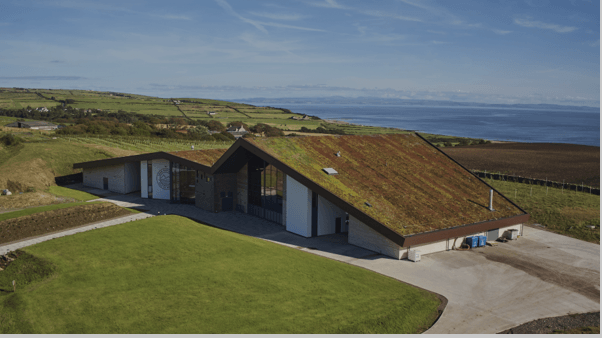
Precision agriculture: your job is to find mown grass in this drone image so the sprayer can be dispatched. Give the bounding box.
[485,178,600,243]
[0,215,441,334]
[47,186,99,201]
[0,202,102,222]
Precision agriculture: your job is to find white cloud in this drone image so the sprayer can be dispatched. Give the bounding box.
[306,0,350,9]
[248,11,307,21]
[216,0,325,33]
[492,29,512,35]
[514,18,577,33]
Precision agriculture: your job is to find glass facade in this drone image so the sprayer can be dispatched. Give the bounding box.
[248,159,284,223]
[170,162,196,204]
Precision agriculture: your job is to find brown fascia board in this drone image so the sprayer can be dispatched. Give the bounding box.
[73,152,212,172]
[414,133,529,215]
[234,138,407,247]
[402,213,530,247]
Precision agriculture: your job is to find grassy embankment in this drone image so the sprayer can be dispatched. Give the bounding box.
[0,202,101,222]
[0,215,441,334]
[485,178,600,243]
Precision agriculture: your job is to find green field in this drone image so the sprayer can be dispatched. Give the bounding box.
[0,202,102,222]
[56,135,233,152]
[0,215,441,334]
[47,186,99,201]
[485,178,600,243]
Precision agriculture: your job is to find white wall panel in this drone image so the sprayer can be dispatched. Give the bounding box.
[285,176,311,237]
[317,195,347,236]
[151,159,170,200]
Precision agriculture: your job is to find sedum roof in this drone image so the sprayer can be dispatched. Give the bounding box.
[247,134,524,236]
[168,149,227,167]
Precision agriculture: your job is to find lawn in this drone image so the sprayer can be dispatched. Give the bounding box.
[47,186,99,201]
[485,178,600,243]
[0,215,441,334]
[0,202,98,222]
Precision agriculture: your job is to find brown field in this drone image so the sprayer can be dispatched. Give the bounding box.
[0,203,131,245]
[443,143,600,187]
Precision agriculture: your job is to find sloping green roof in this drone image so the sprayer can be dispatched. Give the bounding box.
[247,134,524,236]
[169,149,227,167]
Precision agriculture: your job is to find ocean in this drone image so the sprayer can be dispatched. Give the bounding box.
[239,102,600,147]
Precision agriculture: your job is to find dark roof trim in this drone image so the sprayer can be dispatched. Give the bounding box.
[73,152,212,172]
[403,213,530,247]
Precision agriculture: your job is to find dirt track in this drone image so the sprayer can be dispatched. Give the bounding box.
[443,143,600,187]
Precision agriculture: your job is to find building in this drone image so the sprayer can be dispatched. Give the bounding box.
[5,120,58,130]
[73,134,528,259]
[226,126,249,138]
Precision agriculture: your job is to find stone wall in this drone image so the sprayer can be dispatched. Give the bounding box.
[83,164,126,194]
[236,163,248,213]
[195,173,215,212]
[214,173,237,212]
[348,215,402,259]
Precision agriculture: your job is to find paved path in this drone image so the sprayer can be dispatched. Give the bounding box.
[0,213,154,255]
[4,186,600,334]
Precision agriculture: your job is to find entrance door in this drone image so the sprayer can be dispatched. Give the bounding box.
[103,177,108,190]
[335,217,342,234]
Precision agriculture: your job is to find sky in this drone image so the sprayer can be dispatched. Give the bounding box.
[0,0,600,107]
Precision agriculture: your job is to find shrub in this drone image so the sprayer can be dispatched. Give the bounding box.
[0,133,24,146]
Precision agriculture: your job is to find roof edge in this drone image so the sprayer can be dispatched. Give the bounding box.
[73,151,212,172]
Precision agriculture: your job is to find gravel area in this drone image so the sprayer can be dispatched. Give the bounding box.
[499,312,600,334]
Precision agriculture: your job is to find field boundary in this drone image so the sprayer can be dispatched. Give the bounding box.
[471,170,600,195]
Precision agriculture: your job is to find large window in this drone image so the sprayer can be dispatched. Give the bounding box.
[248,159,283,223]
[171,162,196,204]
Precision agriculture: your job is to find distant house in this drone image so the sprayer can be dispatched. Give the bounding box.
[5,121,58,130]
[36,107,49,112]
[289,114,311,121]
[226,126,249,139]
[207,111,216,116]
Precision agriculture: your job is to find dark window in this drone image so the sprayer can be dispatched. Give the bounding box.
[171,162,195,204]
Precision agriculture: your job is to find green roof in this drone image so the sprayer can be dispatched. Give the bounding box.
[247,134,524,236]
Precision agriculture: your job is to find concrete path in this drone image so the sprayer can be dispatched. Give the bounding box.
[0,213,154,255]
[6,185,600,334]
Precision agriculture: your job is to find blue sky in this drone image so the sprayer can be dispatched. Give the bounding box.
[1,0,599,106]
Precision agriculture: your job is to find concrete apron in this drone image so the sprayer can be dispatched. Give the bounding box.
[3,188,599,334]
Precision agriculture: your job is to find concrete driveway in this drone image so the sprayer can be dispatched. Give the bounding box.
[58,186,602,333]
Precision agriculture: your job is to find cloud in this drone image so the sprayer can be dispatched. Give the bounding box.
[492,29,512,35]
[0,76,86,80]
[306,0,350,9]
[216,0,324,33]
[42,1,190,20]
[514,18,577,33]
[248,11,307,21]
[589,40,600,47]
[363,9,422,22]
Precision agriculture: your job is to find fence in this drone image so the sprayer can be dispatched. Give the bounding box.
[471,170,600,196]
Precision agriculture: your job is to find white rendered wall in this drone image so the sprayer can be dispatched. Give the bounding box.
[317,195,347,236]
[285,176,312,237]
[140,160,148,198]
[151,159,170,200]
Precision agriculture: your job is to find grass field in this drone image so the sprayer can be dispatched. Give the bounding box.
[485,178,600,243]
[47,186,99,201]
[56,135,233,152]
[0,202,99,222]
[0,215,441,334]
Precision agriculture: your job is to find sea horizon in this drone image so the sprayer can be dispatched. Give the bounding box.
[237,101,601,147]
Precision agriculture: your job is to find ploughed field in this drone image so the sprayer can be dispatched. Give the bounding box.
[0,215,441,334]
[0,203,131,245]
[443,142,600,187]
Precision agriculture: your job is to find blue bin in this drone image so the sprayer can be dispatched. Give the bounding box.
[466,236,478,248]
[478,235,487,247]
